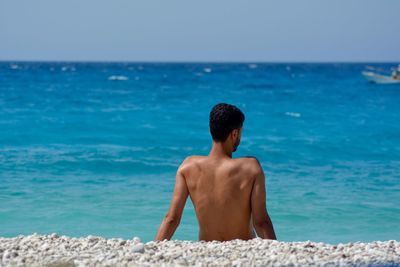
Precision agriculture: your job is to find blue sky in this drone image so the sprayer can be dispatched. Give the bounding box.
[0,0,399,62]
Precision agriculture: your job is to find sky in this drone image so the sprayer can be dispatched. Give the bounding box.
[0,0,399,62]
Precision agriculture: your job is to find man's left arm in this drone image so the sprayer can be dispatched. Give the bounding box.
[155,164,189,241]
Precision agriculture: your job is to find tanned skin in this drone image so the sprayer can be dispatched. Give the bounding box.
[155,127,276,241]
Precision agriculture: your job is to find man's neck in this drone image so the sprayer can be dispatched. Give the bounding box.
[209,141,232,159]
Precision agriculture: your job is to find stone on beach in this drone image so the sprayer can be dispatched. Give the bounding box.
[131,243,145,253]
[0,235,399,266]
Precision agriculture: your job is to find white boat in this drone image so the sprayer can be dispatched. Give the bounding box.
[362,71,400,84]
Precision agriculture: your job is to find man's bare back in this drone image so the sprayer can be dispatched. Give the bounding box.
[155,103,276,241]
[181,155,258,241]
[155,154,276,241]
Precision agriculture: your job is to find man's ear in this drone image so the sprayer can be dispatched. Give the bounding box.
[231,129,238,138]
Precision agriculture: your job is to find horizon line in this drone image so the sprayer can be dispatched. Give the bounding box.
[1,59,399,64]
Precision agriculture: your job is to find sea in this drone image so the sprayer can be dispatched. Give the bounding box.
[0,62,399,244]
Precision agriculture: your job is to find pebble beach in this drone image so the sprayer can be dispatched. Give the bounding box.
[0,234,399,267]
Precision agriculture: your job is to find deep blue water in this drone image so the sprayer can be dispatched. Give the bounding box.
[0,62,399,243]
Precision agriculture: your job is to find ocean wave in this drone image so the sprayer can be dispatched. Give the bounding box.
[61,66,76,72]
[241,84,276,89]
[108,75,129,81]
[100,104,142,112]
[0,144,189,166]
[285,112,301,118]
[10,64,19,70]
[2,108,34,113]
[139,123,156,129]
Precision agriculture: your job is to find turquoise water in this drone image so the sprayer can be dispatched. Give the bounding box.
[0,62,399,244]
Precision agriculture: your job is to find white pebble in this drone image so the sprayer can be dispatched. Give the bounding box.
[2,250,10,261]
[132,243,145,253]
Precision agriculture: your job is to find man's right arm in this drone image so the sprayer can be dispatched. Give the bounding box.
[249,158,277,240]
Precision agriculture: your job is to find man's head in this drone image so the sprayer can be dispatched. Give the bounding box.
[209,103,245,152]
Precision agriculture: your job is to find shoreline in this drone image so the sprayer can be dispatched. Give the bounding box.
[0,234,399,266]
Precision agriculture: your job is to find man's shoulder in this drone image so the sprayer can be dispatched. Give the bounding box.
[178,155,205,172]
[182,155,206,164]
[234,156,261,165]
[234,156,263,174]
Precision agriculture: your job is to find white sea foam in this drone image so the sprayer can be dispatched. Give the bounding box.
[139,123,156,129]
[108,75,129,81]
[203,68,212,73]
[100,104,142,112]
[285,112,301,118]
[248,64,258,69]
[60,66,76,72]
[10,64,19,70]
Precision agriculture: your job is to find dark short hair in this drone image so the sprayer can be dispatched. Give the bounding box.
[209,103,245,142]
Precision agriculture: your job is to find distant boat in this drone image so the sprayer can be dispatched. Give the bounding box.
[362,71,400,84]
[362,65,400,84]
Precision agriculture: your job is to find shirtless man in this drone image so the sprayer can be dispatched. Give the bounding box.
[155,103,276,241]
